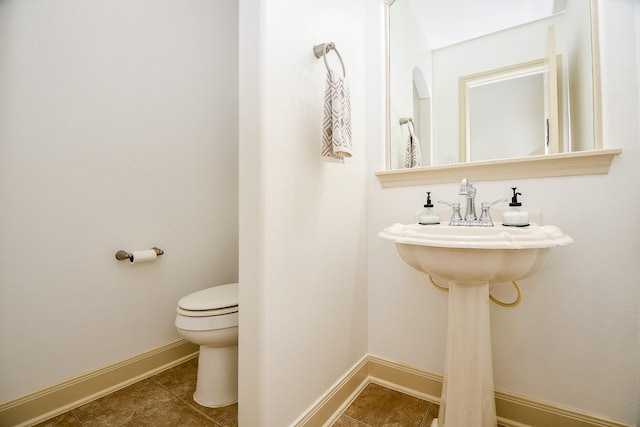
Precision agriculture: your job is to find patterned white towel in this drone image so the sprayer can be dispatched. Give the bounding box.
[404,134,421,168]
[321,69,352,163]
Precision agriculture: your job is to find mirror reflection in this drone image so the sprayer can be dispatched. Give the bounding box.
[388,0,596,169]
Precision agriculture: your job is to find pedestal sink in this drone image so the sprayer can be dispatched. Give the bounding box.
[379,222,573,426]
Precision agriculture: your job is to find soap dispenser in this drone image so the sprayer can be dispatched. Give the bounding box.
[502,187,529,227]
[419,192,440,225]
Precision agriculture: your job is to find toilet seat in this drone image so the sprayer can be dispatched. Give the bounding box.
[176,305,237,317]
[176,311,238,330]
[178,283,238,312]
[175,283,239,331]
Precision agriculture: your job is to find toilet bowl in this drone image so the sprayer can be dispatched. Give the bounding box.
[175,283,238,408]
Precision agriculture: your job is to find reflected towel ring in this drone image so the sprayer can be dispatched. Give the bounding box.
[313,42,346,78]
[399,117,416,138]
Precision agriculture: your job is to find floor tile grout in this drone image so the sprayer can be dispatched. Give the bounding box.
[419,402,433,427]
[340,414,373,426]
[151,372,231,426]
[151,376,224,426]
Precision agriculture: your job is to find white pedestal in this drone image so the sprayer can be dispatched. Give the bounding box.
[437,281,497,427]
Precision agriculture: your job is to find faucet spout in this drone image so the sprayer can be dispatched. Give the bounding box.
[459,178,477,221]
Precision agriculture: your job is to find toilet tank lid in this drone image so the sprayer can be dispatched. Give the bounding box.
[178,283,239,311]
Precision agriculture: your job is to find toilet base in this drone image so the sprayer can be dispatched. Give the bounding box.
[194,344,238,408]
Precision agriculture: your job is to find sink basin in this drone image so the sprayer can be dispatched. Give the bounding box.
[379,222,573,284]
[379,222,573,426]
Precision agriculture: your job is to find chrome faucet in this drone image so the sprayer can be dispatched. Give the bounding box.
[459,178,477,221]
[439,178,506,226]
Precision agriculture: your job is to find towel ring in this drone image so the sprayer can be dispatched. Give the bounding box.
[313,42,346,78]
[399,117,416,138]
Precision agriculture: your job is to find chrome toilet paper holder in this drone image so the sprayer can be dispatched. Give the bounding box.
[115,247,164,261]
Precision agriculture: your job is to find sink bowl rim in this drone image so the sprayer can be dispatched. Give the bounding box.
[379,222,574,250]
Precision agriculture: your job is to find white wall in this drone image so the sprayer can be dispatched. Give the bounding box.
[238,0,369,425]
[0,0,238,402]
[368,0,640,424]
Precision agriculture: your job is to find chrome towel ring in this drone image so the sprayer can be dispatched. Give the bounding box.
[313,42,346,78]
[399,117,416,137]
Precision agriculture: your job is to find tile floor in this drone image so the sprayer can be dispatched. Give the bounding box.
[35,358,438,427]
[331,383,439,427]
[35,358,237,427]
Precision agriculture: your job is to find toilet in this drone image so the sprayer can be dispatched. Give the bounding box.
[175,282,239,408]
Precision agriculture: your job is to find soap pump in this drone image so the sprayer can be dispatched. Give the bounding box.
[502,187,529,227]
[419,192,440,225]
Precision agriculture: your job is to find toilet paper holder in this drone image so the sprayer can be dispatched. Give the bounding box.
[115,247,164,261]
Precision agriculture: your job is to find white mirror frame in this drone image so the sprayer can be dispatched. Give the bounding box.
[377,0,621,188]
[459,58,555,162]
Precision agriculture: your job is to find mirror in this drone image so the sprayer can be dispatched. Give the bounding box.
[460,57,557,162]
[386,0,599,170]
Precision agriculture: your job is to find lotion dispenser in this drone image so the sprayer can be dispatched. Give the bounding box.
[419,192,440,225]
[502,187,529,227]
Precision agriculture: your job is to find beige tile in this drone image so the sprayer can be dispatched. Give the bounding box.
[152,357,198,396]
[221,410,239,427]
[121,399,216,426]
[177,382,238,426]
[343,383,430,427]
[72,379,175,427]
[209,403,238,427]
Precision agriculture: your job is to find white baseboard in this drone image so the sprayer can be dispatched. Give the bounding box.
[0,339,198,427]
[296,355,632,427]
[292,355,370,427]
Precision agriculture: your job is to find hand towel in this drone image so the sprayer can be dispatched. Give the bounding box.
[404,133,421,168]
[321,69,352,163]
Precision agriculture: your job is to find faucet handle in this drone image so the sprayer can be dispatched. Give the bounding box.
[481,198,508,208]
[478,198,507,226]
[438,200,463,225]
[438,200,461,212]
